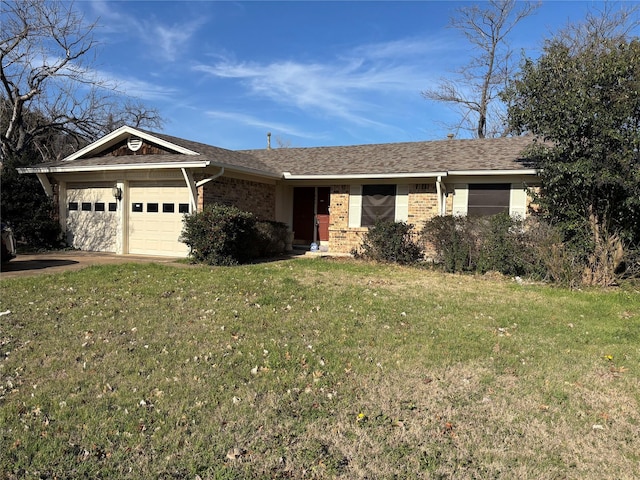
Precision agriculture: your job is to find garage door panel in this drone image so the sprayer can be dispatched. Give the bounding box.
[67,187,118,252]
[128,185,190,257]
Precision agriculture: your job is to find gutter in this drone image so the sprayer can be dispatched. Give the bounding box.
[196,167,225,187]
[447,169,538,176]
[17,161,211,174]
[282,171,448,180]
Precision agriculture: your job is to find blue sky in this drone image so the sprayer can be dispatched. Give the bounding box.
[79,1,637,150]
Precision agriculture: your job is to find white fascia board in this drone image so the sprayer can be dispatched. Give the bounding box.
[62,126,200,162]
[447,169,538,176]
[223,164,282,179]
[18,161,210,174]
[282,171,447,180]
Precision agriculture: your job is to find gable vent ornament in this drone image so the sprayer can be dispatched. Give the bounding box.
[127,136,143,152]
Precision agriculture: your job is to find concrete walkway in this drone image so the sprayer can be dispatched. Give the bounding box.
[0,251,183,279]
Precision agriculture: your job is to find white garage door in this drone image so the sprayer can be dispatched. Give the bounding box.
[128,184,191,257]
[67,186,119,252]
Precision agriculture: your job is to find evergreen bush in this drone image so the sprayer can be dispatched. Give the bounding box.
[355,219,423,265]
[180,204,258,265]
[0,152,63,251]
[255,220,289,257]
[180,204,289,265]
[476,213,527,276]
[421,215,474,272]
[422,213,554,278]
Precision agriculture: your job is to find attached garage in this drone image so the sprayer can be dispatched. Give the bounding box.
[66,184,119,252]
[128,182,191,256]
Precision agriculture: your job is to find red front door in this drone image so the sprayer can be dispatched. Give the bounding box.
[292,187,330,244]
[316,187,330,242]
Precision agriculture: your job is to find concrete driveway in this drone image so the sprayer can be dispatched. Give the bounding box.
[0,251,183,279]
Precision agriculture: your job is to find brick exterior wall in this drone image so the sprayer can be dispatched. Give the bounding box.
[198,176,276,220]
[327,183,440,254]
[407,184,439,231]
[327,185,367,254]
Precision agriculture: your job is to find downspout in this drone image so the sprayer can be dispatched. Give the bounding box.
[195,167,225,188]
[436,176,443,216]
[182,167,225,213]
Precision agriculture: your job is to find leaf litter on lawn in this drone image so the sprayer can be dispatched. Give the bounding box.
[0,259,639,479]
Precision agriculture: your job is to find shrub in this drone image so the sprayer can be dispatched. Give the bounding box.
[620,245,640,280]
[180,204,258,265]
[180,204,290,265]
[523,218,583,286]
[355,219,423,265]
[423,213,549,278]
[254,220,289,257]
[476,213,529,276]
[420,215,474,272]
[1,152,64,251]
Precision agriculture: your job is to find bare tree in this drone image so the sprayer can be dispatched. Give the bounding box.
[0,0,162,162]
[422,0,539,138]
[553,1,640,54]
[274,135,293,149]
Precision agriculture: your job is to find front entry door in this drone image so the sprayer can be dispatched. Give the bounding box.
[316,187,330,242]
[292,187,330,245]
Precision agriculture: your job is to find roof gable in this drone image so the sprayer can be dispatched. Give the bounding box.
[63,126,200,162]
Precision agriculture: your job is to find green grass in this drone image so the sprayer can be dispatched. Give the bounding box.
[1,258,639,479]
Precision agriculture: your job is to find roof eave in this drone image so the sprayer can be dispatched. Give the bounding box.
[18,161,211,174]
[282,171,448,180]
[218,163,282,179]
[447,169,538,176]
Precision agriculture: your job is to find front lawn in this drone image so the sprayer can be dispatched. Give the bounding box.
[1,259,638,479]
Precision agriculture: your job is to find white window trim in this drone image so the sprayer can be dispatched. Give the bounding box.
[452,183,528,218]
[348,185,362,228]
[395,184,409,222]
[509,183,527,218]
[452,184,469,216]
[348,184,408,228]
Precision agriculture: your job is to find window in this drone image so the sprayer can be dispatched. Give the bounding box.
[178,203,190,213]
[467,184,510,216]
[132,203,143,212]
[147,203,159,213]
[162,203,175,213]
[68,202,78,211]
[361,184,396,227]
[81,202,92,211]
[94,202,105,212]
[108,203,117,212]
[348,184,408,228]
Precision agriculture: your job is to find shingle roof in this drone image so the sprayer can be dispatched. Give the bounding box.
[28,128,281,176]
[137,130,281,175]
[240,136,536,176]
[22,126,537,178]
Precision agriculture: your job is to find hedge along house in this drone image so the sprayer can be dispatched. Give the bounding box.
[19,125,539,257]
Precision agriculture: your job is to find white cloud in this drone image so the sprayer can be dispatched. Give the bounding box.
[89,1,205,62]
[193,48,432,129]
[113,76,179,101]
[87,67,178,101]
[204,110,326,140]
[190,33,451,132]
[349,35,455,61]
[148,20,205,62]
